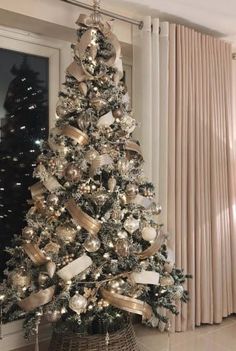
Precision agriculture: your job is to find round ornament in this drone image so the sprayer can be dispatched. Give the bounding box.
[141,227,157,241]
[56,225,77,244]
[125,183,138,199]
[115,239,130,257]
[107,278,126,294]
[112,108,123,118]
[64,164,81,183]
[159,275,175,287]
[22,226,35,240]
[84,236,101,252]
[85,149,99,163]
[123,216,140,234]
[56,104,67,118]
[44,242,60,255]
[69,294,87,314]
[108,176,117,192]
[117,158,130,175]
[77,112,91,131]
[45,310,62,323]
[47,194,59,207]
[9,269,31,290]
[172,285,184,300]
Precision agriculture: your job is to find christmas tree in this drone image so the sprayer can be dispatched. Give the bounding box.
[0,4,189,346]
[0,57,48,278]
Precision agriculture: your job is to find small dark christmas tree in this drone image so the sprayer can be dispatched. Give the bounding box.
[0,3,190,350]
[0,57,48,277]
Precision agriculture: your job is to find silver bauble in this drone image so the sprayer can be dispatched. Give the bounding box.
[85,149,99,163]
[84,236,101,252]
[125,183,138,198]
[141,227,157,241]
[117,158,130,175]
[56,225,77,244]
[22,226,35,240]
[9,269,31,290]
[69,294,87,314]
[159,275,175,287]
[45,310,61,323]
[108,177,117,192]
[115,239,130,257]
[47,194,59,207]
[123,216,140,234]
[64,164,81,182]
[46,261,56,278]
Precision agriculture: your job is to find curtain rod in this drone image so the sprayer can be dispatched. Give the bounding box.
[60,0,144,29]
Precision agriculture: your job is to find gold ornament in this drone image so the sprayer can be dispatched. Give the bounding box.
[141,227,157,242]
[123,216,140,234]
[112,108,124,118]
[46,261,57,278]
[9,269,31,290]
[125,183,138,199]
[45,310,62,323]
[107,278,126,294]
[85,149,99,163]
[22,226,35,240]
[90,97,107,112]
[78,82,88,96]
[64,164,81,183]
[115,239,130,257]
[117,158,130,175]
[84,236,101,252]
[56,225,77,244]
[44,242,60,255]
[108,176,117,192]
[38,272,49,287]
[159,275,175,287]
[69,294,87,314]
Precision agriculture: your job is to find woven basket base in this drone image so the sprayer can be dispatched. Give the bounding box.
[48,321,140,351]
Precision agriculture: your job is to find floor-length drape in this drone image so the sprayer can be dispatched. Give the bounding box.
[168,25,236,331]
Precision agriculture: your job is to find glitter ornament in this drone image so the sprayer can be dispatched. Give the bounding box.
[44,242,60,255]
[56,225,77,244]
[69,294,87,314]
[123,216,140,234]
[64,164,81,182]
[159,275,175,287]
[115,239,130,257]
[84,236,101,252]
[9,269,31,290]
[172,285,184,300]
[85,149,99,163]
[141,227,157,241]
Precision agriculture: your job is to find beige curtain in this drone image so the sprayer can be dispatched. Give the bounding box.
[168,24,236,331]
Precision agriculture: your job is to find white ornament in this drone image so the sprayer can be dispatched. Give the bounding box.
[69,294,87,314]
[141,227,157,241]
[123,216,140,234]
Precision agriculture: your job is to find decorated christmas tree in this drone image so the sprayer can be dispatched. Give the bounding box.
[0,2,189,350]
[0,57,48,278]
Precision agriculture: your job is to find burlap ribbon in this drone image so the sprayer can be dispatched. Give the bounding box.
[23,243,48,266]
[65,198,101,236]
[138,232,166,260]
[90,154,113,176]
[18,286,55,312]
[100,288,152,320]
[57,254,93,282]
[61,125,89,146]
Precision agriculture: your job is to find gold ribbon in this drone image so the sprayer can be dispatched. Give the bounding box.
[29,182,46,200]
[67,60,92,82]
[138,232,166,260]
[100,288,152,320]
[23,243,48,266]
[61,125,89,146]
[18,286,55,312]
[125,141,143,159]
[90,154,113,176]
[65,198,101,236]
[43,176,63,193]
[57,254,93,281]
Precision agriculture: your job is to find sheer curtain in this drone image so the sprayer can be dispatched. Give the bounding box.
[133,17,169,230]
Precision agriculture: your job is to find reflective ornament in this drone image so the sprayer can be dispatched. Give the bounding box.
[9,269,31,290]
[164,261,174,273]
[124,216,140,234]
[78,82,88,96]
[141,227,157,241]
[56,225,77,244]
[107,278,126,294]
[22,226,35,240]
[64,164,81,183]
[172,285,184,300]
[125,183,138,199]
[47,194,59,207]
[45,310,61,323]
[117,158,130,175]
[85,149,99,163]
[77,112,91,131]
[115,239,130,257]
[46,261,56,278]
[90,97,107,112]
[38,272,49,287]
[117,230,128,239]
[44,242,60,255]
[56,104,67,118]
[84,236,101,252]
[112,108,123,118]
[159,275,175,287]
[69,294,87,314]
[108,176,117,192]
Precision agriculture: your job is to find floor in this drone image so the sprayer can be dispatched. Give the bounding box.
[16,315,236,351]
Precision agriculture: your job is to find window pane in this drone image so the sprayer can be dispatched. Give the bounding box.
[0,49,49,278]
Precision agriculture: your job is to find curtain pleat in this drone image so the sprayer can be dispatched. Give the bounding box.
[168,24,236,330]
